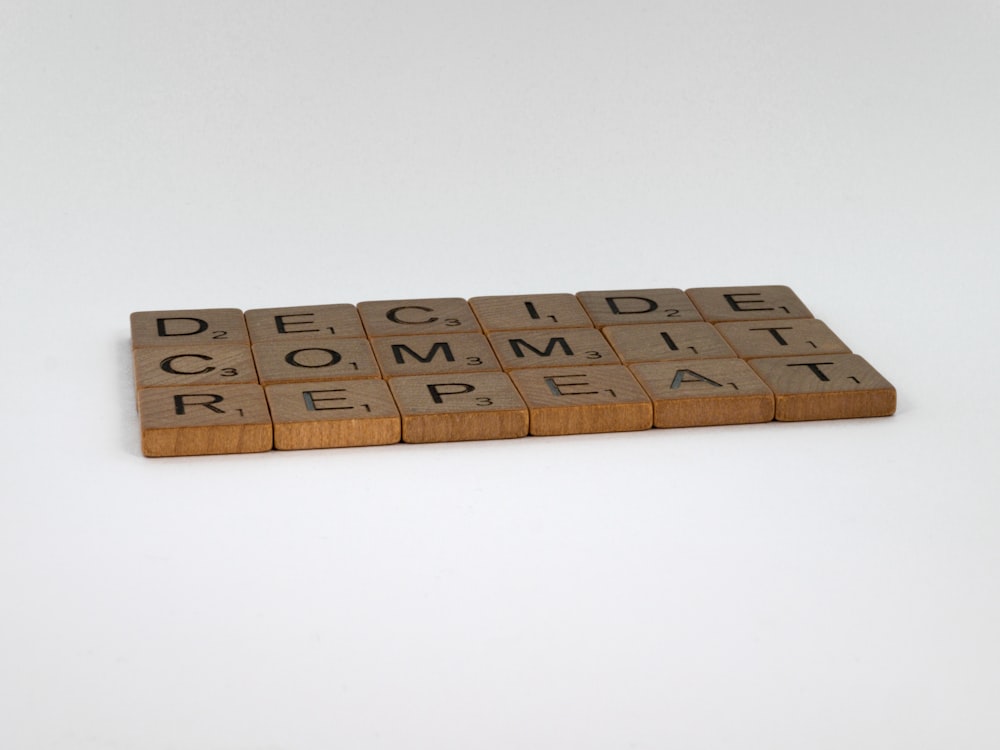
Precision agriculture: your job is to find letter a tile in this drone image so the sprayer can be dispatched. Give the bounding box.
[388,372,529,443]
[137,384,273,457]
[748,354,896,421]
[629,359,774,428]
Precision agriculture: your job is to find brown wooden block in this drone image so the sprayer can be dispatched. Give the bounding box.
[469,293,594,332]
[602,322,737,363]
[133,344,258,390]
[507,365,652,436]
[487,328,620,370]
[715,319,851,358]
[265,380,400,450]
[371,333,501,377]
[748,354,896,421]
[576,288,704,327]
[358,298,481,337]
[388,372,528,443]
[252,339,380,385]
[685,285,813,322]
[131,308,249,348]
[137,384,273,457]
[629,359,775,428]
[245,304,365,343]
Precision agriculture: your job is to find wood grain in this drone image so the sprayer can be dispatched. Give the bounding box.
[469,293,593,332]
[370,333,501,377]
[685,286,813,322]
[629,359,774,428]
[602,322,736,363]
[245,304,365,343]
[576,288,703,327]
[358,298,481,337]
[131,308,249,347]
[714,319,850,358]
[133,344,258,390]
[252,339,381,384]
[487,328,620,370]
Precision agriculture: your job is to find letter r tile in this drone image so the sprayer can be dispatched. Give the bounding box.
[265,380,401,450]
[576,288,704,327]
[388,372,529,443]
[629,359,774,428]
[684,286,813,322]
[137,384,273,457]
[748,354,896,421]
[507,365,652,436]
[131,308,249,347]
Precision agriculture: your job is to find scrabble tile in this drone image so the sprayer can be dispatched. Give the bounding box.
[508,365,652,436]
[576,288,704,327]
[133,344,258,390]
[370,333,501,377]
[602,322,737,363]
[388,372,529,443]
[137,384,273,457]
[252,339,381,385]
[358,298,481,337]
[469,293,594,332]
[245,304,365,343]
[131,308,249,347]
[629,359,775,428]
[488,328,620,370]
[265,380,400,450]
[715,319,851,358]
[685,285,813,322]
[748,354,896,421]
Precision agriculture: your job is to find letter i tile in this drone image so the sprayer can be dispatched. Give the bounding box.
[748,354,896,421]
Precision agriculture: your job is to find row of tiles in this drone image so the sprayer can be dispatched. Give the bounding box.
[130,285,816,347]
[137,355,897,457]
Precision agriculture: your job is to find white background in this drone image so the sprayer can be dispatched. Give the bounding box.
[2,2,999,748]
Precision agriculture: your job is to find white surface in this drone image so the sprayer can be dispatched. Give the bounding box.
[2,2,999,748]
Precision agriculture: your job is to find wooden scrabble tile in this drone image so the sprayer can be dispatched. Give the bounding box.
[131,308,250,347]
[487,328,620,370]
[371,333,501,377]
[265,380,400,450]
[358,298,481,337]
[629,359,775,428]
[602,322,737,363]
[714,319,851,358]
[252,339,380,385]
[469,293,594,332]
[133,344,258,390]
[748,354,896,421]
[685,285,813,322]
[245,304,365,343]
[137,384,273,457]
[388,372,529,443]
[576,288,704,327]
[507,365,652,436]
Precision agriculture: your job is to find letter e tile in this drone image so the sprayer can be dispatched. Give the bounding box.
[748,354,896,421]
[685,286,813,322]
[137,384,273,457]
[388,372,528,443]
[629,359,774,428]
[508,365,652,436]
[245,304,365,343]
[265,380,401,449]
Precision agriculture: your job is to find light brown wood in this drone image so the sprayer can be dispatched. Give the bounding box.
[714,319,850,358]
[629,359,774,428]
[507,365,652,436]
[685,285,813,322]
[371,333,501,377]
[245,304,365,343]
[487,328,620,370]
[133,344,259,390]
[576,288,703,327]
[265,380,400,450]
[252,339,381,385]
[131,308,249,348]
[137,384,273,457]
[387,372,528,443]
[602,322,737,363]
[358,298,481,337]
[748,354,896,421]
[469,293,593,332]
